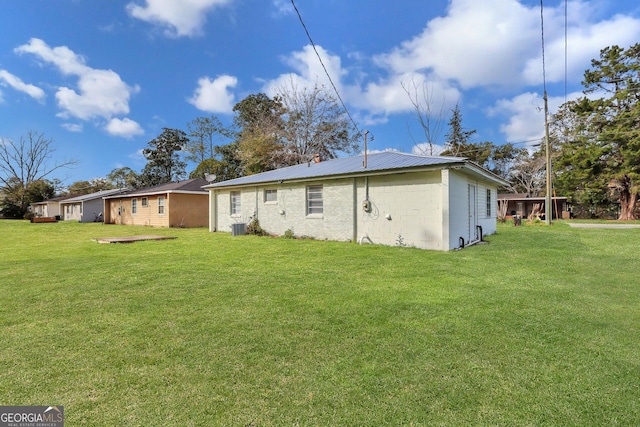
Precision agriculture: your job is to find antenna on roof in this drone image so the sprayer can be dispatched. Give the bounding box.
[205,174,217,183]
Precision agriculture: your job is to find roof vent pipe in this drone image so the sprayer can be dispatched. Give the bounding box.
[363,130,372,168]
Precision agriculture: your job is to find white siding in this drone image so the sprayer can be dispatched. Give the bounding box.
[355,171,444,250]
[447,169,500,249]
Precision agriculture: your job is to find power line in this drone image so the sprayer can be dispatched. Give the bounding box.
[564,0,568,104]
[289,0,363,138]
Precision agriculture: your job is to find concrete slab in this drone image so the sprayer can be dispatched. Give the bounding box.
[92,235,177,243]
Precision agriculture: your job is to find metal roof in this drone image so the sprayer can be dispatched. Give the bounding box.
[60,188,128,203]
[204,151,507,189]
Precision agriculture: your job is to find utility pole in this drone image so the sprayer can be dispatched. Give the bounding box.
[544,91,552,225]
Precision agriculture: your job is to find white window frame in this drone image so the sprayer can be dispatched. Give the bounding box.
[230,191,241,216]
[131,198,138,215]
[141,197,148,207]
[306,185,323,216]
[158,196,165,215]
[264,189,277,203]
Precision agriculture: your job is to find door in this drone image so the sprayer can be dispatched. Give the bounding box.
[468,184,477,242]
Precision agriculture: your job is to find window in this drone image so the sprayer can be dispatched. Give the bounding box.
[158,196,165,215]
[131,198,138,215]
[141,197,148,207]
[230,191,241,215]
[306,185,323,215]
[264,189,277,203]
[486,189,492,217]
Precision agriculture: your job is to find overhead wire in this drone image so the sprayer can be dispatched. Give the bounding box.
[289,0,363,138]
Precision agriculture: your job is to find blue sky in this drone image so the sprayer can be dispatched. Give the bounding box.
[1,0,639,185]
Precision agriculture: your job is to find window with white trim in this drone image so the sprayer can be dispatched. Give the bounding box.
[230,191,241,215]
[264,189,277,203]
[158,196,165,215]
[306,185,323,215]
[131,198,138,215]
[141,197,148,207]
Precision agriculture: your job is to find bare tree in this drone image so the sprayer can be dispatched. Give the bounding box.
[185,115,231,164]
[275,78,359,165]
[506,150,547,196]
[402,78,447,156]
[0,131,77,216]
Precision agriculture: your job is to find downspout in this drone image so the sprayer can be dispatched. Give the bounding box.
[209,189,217,232]
[352,178,358,243]
[255,187,259,219]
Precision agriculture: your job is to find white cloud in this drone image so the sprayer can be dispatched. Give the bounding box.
[489,91,583,145]
[411,143,445,156]
[126,0,232,37]
[188,75,237,113]
[353,72,460,117]
[376,0,541,88]
[263,45,345,97]
[61,123,83,133]
[0,69,46,102]
[15,38,140,126]
[105,118,144,138]
[375,0,640,89]
[128,149,146,165]
[272,0,293,16]
[522,10,640,85]
[263,45,461,123]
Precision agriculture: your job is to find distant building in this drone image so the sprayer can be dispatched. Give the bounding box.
[59,189,128,222]
[103,179,209,228]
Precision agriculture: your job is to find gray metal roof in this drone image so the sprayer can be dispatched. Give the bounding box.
[204,151,503,189]
[60,188,128,203]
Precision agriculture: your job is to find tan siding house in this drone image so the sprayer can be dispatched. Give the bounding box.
[103,179,209,228]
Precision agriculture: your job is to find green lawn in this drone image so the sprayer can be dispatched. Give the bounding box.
[1,220,638,426]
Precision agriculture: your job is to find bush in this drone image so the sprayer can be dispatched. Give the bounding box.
[282,229,295,239]
[246,217,268,236]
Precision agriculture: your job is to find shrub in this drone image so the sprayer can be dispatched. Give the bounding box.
[282,229,295,239]
[246,217,267,236]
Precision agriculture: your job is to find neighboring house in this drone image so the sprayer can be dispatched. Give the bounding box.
[204,151,509,251]
[59,189,128,222]
[30,195,77,218]
[498,193,570,220]
[103,178,209,228]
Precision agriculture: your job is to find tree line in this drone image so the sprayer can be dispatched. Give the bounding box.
[1,44,639,220]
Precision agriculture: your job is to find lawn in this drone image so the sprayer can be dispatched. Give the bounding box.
[1,220,638,426]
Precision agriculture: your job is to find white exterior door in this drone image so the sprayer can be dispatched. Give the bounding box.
[468,184,477,242]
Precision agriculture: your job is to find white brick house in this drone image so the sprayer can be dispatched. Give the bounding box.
[204,152,509,251]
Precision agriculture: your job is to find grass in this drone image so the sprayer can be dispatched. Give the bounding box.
[1,219,639,426]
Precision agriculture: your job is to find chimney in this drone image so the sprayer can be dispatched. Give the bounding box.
[313,153,321,163]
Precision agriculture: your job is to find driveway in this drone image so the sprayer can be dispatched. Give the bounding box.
[567,223,640,229]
